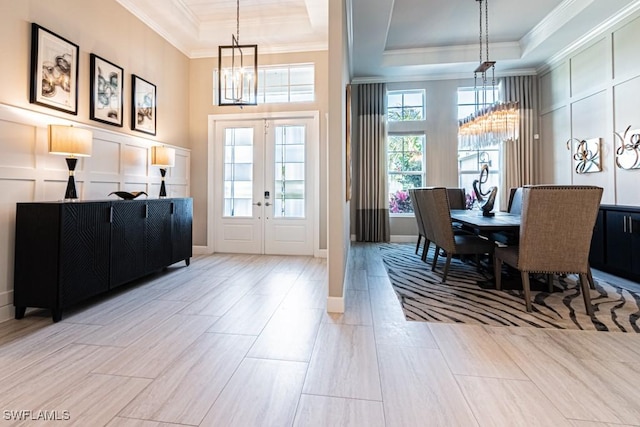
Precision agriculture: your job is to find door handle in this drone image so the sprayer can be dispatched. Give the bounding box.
[624,216,627,233]
[253,202,262,206]
[630,216,634,234]
[265,202,272,206]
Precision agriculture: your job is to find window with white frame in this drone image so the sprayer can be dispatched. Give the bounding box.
[388,90,424,121]
[386,89,427,214]
[457,86,501,210]
[215,63,315,105]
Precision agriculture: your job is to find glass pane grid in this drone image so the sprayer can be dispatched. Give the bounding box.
[224,128,254,217]
[387,133,425,213]
[274,126,306,218]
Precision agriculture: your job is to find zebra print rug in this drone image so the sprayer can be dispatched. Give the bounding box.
[380,243,640,332]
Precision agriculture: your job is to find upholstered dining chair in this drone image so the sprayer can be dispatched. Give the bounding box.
[494,185,603,314]
[422,187,495,282]
[488,187,523,246]
[409,188,428,258]
[411,188,436,262]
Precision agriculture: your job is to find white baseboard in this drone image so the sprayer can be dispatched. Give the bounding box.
[326,296,345,313]
[193,245,212,255]
[390,235,418,243]
[315,249,327,258]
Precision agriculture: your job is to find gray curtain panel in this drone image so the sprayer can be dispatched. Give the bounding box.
[355,83,390,242]
[500,75,539,209]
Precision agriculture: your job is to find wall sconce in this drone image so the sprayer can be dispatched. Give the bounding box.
[48,125,92,201]
[151,146,175,198]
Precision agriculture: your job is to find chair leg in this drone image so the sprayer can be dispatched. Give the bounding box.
[579,273,594,316]
[494,256,502,290]
[587,265,596,290]
[521,272,533,312]
[431,246,440,271]
[421,240,431,262]
[441,254,452,283]
[415,235,422,254]
[547,274,554,293]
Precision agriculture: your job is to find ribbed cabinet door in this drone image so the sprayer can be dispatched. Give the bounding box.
[60,202,111,306]
[171,198,193,264]
[146,200,172,271]
[110,201,146,288]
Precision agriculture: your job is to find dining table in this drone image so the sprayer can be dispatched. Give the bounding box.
[450,209,521,234]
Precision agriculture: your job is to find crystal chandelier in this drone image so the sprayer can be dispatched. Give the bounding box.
[458,0,519,149]
[218,0,258,106]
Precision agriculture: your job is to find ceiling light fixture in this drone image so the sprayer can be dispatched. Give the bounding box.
[458,0,519,148]
[218,0,258,106]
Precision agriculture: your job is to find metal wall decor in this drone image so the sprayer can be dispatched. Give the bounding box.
[566,138,601,174]
[614,126,640,170]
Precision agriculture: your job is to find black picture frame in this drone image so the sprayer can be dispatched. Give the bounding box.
[131,74,156,135]
[90,54,124,127]
[29,23,79,115]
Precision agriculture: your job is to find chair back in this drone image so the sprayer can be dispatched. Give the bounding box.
[412,188,434,242]
[423,187,456,253]
[518,185,603,274]
[446,188,466,210]
[409,189,426,238]
[507,187,523,214]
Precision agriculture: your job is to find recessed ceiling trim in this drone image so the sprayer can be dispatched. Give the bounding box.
[351,67,538,84]
[173,0,202,28]
[520,0,595,57]
[190,41,329,59]
[116,0,193,57]
[382,42,521,68]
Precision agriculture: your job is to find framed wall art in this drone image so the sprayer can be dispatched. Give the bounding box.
[131,74,156,135]
[29,23,79,115]
[90,54,123,127]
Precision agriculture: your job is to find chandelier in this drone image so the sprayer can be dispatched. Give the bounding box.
[458,0,519,149]
[218,0,258,106]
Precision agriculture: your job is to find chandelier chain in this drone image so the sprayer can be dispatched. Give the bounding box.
[236,0,240,42]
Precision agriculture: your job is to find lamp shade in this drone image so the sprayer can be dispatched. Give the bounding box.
[48,125,92,157]
[151,146,175,167]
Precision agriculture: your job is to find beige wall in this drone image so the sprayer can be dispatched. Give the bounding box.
[0,0,190,146]
[0,0,192,322]
[188,51,329,248]
[538,11,640,206]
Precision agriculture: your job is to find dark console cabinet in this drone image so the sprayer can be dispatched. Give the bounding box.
[14,198,192,321]
[589,205,640,282]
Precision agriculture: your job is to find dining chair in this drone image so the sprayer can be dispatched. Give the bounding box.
[422,187,495,282]
[494,185,603,314]
[489,187,523,245]
[409,188,429,258]
[411,188,436,262]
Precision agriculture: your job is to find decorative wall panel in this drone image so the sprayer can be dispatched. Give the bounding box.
[0,104,190,322]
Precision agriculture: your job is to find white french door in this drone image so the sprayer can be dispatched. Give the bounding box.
[213,115,316,255]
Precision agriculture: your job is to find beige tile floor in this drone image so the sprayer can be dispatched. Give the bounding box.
[0,243,639,426]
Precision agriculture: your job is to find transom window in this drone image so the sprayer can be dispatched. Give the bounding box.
[258,64,314,104]
[388,90,425,121]
[215,63,315,105]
